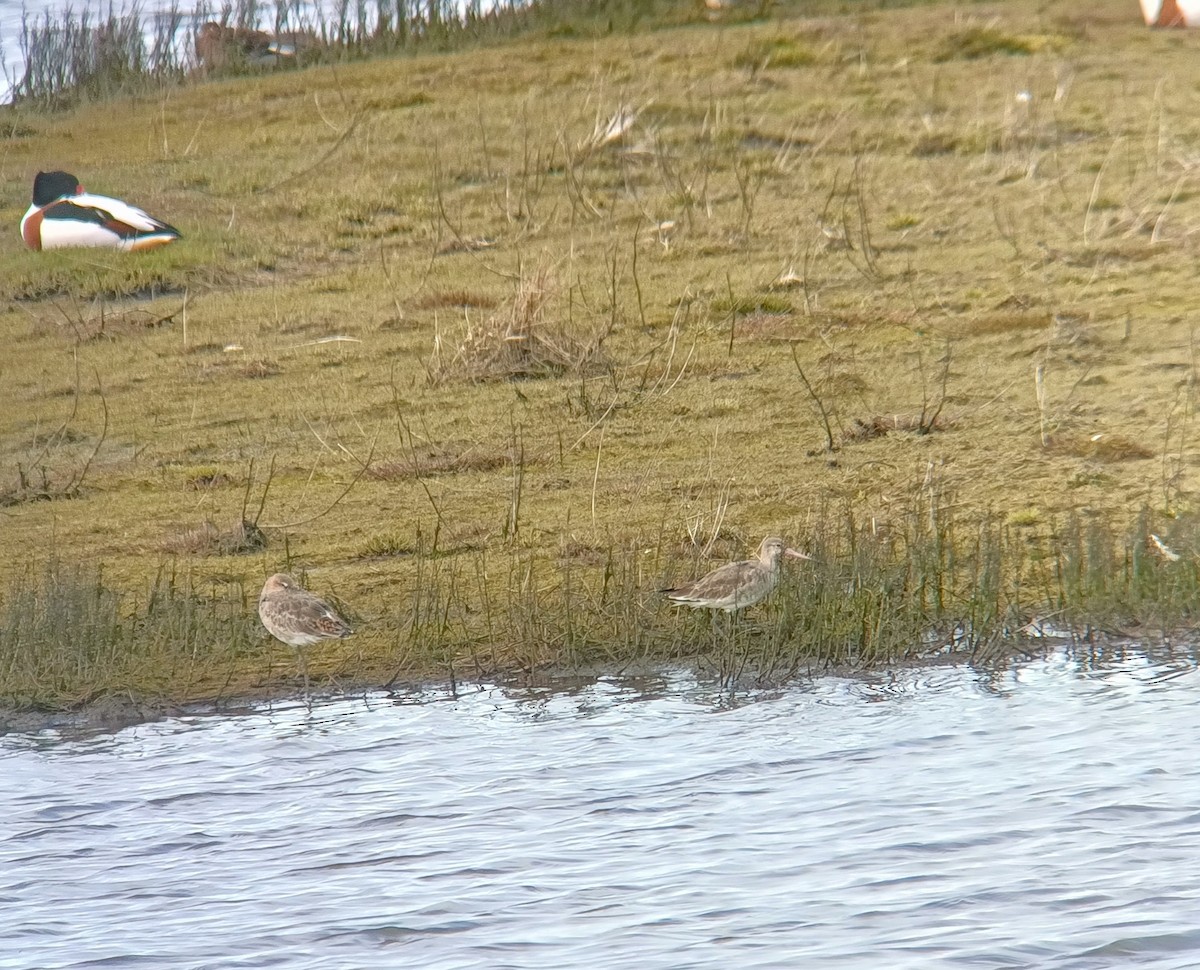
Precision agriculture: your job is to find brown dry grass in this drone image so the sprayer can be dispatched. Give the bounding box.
[161,518,268,555]
[3,0,1200,705]
[429,262,612,383]
[369,440,519,479]
[1044,433,1156,463]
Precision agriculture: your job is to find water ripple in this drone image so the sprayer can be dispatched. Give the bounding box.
[2,651,1200,969]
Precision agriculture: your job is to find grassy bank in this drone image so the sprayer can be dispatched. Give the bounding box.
[5,503,1199,712]
[3,0,1200,710]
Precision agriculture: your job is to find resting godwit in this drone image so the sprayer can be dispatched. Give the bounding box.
[21,171,181,252]
[661,536,810,612]
[257,573,352,696]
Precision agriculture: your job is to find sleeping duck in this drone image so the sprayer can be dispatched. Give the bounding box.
[20,170,181,252]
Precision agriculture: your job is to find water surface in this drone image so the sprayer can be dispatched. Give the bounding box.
[3,649,1200,969]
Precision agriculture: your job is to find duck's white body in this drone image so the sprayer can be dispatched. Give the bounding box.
[1139,0,1200,26]
[21,171,181,252]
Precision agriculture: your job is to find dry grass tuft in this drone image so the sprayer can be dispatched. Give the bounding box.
[195,357,282,381]
[960,312,1050,336]
[430,263,610,383]
[437,236,497,256]
[731,35,816,73]
[911,132,961,157]
[31,302,182,343]
[162,519,268,555]
[0,562,262,711]
[413,290,499,311]
[370,441,519,479]
[816,373,870,397]
[712,293,794,316]
[358,532,419,559]
[1044,433,1155,463]
[0,467,83,507]
[808,309,917,331]
[238,359,282,379]
[845,414,951,441]
[736,311,799,342]
[185,470,238,489]
[557,538,611,566]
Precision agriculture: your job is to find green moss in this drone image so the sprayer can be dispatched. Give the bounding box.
[932,27,1064,62]
[887,214,921,230]
[712,294,794,315]
[1008,508,1041,527]
[732,35,816,72]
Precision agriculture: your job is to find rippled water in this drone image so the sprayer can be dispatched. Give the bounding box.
[3,649,1200,969]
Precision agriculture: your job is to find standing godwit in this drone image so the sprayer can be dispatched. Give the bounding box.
[661,536,810,612]
[257,573,353,696]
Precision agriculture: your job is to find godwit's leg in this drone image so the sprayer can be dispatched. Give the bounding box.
[728,609,742,689]
[731,608,753,689]
[297,647,311,700]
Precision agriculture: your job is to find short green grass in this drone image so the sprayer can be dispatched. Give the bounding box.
[4,0,1200,709]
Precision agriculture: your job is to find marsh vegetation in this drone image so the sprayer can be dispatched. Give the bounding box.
[3,0,1200,711]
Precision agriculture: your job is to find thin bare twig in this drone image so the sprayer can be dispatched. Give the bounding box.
[792,346,837,452]
[260,438,374,529]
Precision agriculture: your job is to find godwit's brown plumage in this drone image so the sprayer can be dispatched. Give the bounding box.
[257,573,352,695]
[661,536,809,612]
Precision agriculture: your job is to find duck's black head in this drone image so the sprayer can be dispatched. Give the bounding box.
[32,170,82,206]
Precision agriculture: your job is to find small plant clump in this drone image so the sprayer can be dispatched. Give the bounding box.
[0,564,263,710]
[932,26,1049,62]
[431,263,611,383]
[161,518,268,556]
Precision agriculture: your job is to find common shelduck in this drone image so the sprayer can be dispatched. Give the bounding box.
[20,170,181,252]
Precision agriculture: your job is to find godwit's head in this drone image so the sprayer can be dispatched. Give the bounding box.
[757,536,811,567]
[260,572,299,599]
